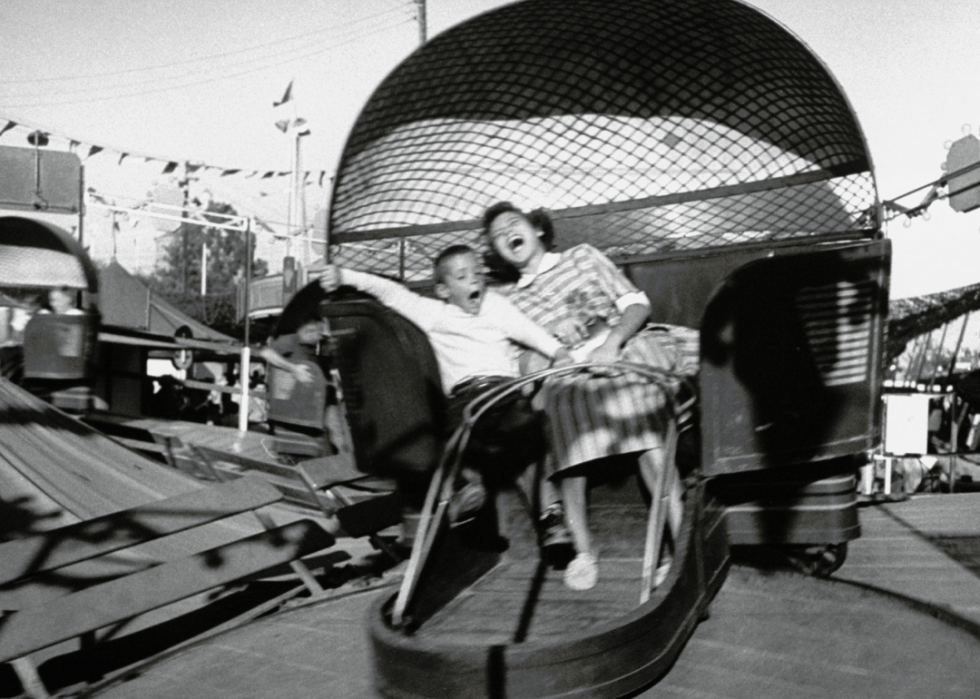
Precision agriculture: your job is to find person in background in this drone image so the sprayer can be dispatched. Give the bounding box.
[0,292,42,383]
[258,312,323,385]
[47,286,84,315]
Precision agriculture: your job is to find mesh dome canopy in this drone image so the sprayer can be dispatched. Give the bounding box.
[329,0,878,281]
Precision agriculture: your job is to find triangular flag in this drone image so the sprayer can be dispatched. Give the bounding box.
[318,171,327,187]
[273,80,294,108]
[0,121,16,138]
[220,169,241,177]
[88,145,103,158]
[162,161,178,174]
[274,118,291,133]
[118,152,128,165]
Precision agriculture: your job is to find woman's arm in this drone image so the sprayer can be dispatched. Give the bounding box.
[589,302,649,363]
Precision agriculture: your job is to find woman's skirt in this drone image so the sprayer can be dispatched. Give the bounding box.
[541,325,699,474]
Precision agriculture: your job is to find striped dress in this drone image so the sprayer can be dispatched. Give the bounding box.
[505,244,698,474]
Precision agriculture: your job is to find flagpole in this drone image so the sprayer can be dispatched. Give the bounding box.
[396,0,427,279]
[415,0,426,43]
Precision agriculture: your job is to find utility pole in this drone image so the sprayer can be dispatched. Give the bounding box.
[180,163,190,298]
[397,0,427,279]
[415,0,427,43]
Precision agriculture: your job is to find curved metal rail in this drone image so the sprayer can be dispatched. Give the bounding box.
[391,361,694,627]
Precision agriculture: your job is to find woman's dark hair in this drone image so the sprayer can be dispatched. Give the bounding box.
[480,202,556,282]
[481,201,556,250]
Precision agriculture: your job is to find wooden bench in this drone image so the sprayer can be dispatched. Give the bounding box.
[0,475,335,699]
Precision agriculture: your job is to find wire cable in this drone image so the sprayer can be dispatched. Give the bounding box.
[1,15,413,107]
[0,3,414,86]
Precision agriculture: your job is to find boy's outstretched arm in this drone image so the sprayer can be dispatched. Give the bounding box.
[316,264,439,331]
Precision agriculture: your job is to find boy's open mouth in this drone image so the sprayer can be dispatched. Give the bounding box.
[508,236,525,252]
[468,290,481,301]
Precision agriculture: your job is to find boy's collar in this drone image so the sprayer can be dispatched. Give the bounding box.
[516,251,560,288]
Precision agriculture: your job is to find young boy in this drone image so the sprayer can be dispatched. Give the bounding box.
[318,245,570,536]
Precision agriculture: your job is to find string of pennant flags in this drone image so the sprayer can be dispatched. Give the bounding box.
[0,116,332,188]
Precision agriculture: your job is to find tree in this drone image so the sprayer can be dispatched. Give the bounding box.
[150,201,268,338]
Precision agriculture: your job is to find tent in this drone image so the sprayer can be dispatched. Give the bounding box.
[98,260,235,342]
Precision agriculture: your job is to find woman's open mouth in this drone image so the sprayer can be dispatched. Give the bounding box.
[508,236,525,252]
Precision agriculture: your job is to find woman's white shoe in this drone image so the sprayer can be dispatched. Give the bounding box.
[564,551,599,591]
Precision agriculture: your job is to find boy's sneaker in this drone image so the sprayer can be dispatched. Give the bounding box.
[448,481,486,526]
[539,504,572,548]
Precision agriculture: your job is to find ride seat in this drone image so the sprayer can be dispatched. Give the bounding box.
[320,292,447,480]
[22,311,100,411]
[22,312,97,380]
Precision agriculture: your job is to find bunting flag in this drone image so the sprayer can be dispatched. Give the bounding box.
[273,80,294,108]
[273,79,295,132]
[272,78,311,135]
[0,115,328,185]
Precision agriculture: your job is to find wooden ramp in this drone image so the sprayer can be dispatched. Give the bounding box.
[0,378,316,571]
[79,411,282,466]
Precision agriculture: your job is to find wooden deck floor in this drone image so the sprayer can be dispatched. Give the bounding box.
[81,492,980,699]
[422,557,647,643]
[835,493,980,625]
[414,484,659,645]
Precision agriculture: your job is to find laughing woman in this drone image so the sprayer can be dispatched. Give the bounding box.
[482,202,698,591]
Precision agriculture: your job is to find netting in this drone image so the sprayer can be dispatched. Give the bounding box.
[328,0,878,282]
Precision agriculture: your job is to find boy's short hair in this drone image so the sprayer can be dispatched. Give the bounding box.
[432,244,475,284]
[290,307,323,333]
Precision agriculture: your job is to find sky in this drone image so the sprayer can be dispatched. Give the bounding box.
[2,0,980,298]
